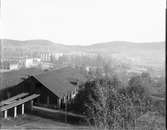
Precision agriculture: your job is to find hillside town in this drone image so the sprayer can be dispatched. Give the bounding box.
[0,0,165,129]
[0,46,165,129]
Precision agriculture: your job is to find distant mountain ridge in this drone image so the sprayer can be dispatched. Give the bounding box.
[1,39,165,47]
[1,39,62,47]
[1,39,164,53]
[0,39,165,68]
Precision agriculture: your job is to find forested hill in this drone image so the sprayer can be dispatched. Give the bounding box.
[0,39,165,68]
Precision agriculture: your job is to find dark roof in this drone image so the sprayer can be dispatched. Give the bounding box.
[0,68,43,90]
[33,67,87,98]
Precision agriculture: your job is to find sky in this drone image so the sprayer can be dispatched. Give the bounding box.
[1,0,166,45]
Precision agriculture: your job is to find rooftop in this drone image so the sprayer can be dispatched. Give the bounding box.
[0,68,44,90]
[0,66,87,98]
[33,66,87,98]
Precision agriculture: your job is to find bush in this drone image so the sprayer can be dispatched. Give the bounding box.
[70,73,164,129]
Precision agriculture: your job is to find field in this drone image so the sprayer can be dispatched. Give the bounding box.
[0,114,94,130]
[0,105,97,130]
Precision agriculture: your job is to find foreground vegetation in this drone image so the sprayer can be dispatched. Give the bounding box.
[69,71,165,130]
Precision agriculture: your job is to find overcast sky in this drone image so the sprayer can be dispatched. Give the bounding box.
[1,0,166,45]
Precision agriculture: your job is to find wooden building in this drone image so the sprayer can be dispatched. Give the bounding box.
[0,67,87,119]
[22,67,86,107]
